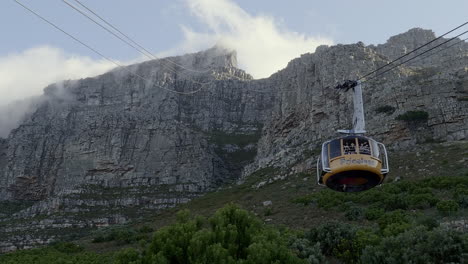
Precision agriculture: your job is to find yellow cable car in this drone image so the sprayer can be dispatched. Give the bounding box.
[316,80,389,192]
[317,135,389,192]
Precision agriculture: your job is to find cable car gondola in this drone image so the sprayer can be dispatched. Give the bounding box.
[317,81,389,192]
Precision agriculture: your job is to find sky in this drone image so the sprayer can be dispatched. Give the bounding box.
[0,0,467,136]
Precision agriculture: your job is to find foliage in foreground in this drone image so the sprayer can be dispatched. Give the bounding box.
[2,175,468,264]
[291,176,468,263]
[127,204,317,264]
[0,242,113,264]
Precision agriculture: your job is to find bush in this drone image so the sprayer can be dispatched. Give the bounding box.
[307,221,356,257]
[361,227,468,264]
[141,204,307,264]
[92,226,142,245]
[456,195,468,208]
[436,200,459,215]
[377,210,410,231]
[0,247,113,264]
[289,238,326,264]
[138,225,154,233]
[381,222,412,237]
[396,110,429,122]
[345,206,364,221]
[420,176,468,190]
[115,248,140,264]
[364,207,385,221]
[375,105,396,115]
[382,194,409,211]
[51,242,84,254]
[416,215,439,230]
[407,193,439,209]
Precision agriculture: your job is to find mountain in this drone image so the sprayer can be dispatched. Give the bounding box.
[0,28,467,252]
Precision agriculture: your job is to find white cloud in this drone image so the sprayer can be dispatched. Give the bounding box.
[177,0,333,78]
[0,46,116,137]
[0,46,115,105]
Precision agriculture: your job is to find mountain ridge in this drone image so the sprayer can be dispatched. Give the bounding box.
[0,27,467,252]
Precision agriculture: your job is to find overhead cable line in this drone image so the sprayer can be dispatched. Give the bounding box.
[362,29,468,83]
[69,0,211,74]
[358,21,468,81]
[64,0,248,84]
[13,0,203,95]
[61,0,212,86]
[327,31,468,91]
[408,36,468,65]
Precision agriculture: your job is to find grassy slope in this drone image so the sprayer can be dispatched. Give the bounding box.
[1,141,467,260]
[78,140,468,252]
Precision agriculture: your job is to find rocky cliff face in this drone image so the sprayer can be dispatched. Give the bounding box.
[0,47,275,201]
[0,29,467,252]
[249,28,468,174]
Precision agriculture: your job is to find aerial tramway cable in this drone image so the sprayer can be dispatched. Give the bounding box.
[407,36,468,66]
[357,20,468,81]
[362,29,468,83]
[63,0,248,84]
[13,0,203,95]
[68,0,212,74]
[61,0,213,86]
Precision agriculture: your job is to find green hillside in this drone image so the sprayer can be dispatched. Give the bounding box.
[1,141,467,263]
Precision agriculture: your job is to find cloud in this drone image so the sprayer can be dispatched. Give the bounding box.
[0,46,115,106]
[0,46,116,137]
[177,0,333,78]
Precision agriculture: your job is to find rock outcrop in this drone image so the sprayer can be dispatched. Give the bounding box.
[0,29,467,252]
[250,29,468,174]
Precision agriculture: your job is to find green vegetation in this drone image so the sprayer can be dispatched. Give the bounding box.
[0,242,113,264]
[436,200,459,215]
[289,175,468,262]
[91,225,153,245]
[2,197,468,263]
[375,105,396,115]
[0,201,35,217]
[395,110,429,122]
[1,142,467,263]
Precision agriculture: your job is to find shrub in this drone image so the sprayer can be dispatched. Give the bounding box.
[381,222,412,237]
[345,206,364,221]
[375,105,396,115]
[291,195,314,206]
[380,184,402,194]
[315,191,346,209]
[377,210,410,231]
[307,221,356,256]
[408,193,439,209]
[138,225,154,233]
[456,195,468,208]
[142,204,307,264]
[115,248,140,264]
[0,247,113,264]
[436,200,459,215]
[51,242,84,254]
[382,194,409,211]
[395,110,429,122]
[364,207,385,221]
[420,176,468,189]
[416,215,439,230]
[361,227,468,264]
[91,226,141,245]
[289,238,326,264]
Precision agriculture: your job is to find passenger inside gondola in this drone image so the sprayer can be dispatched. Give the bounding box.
[359,140,371,155]
[343,138,356,154]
